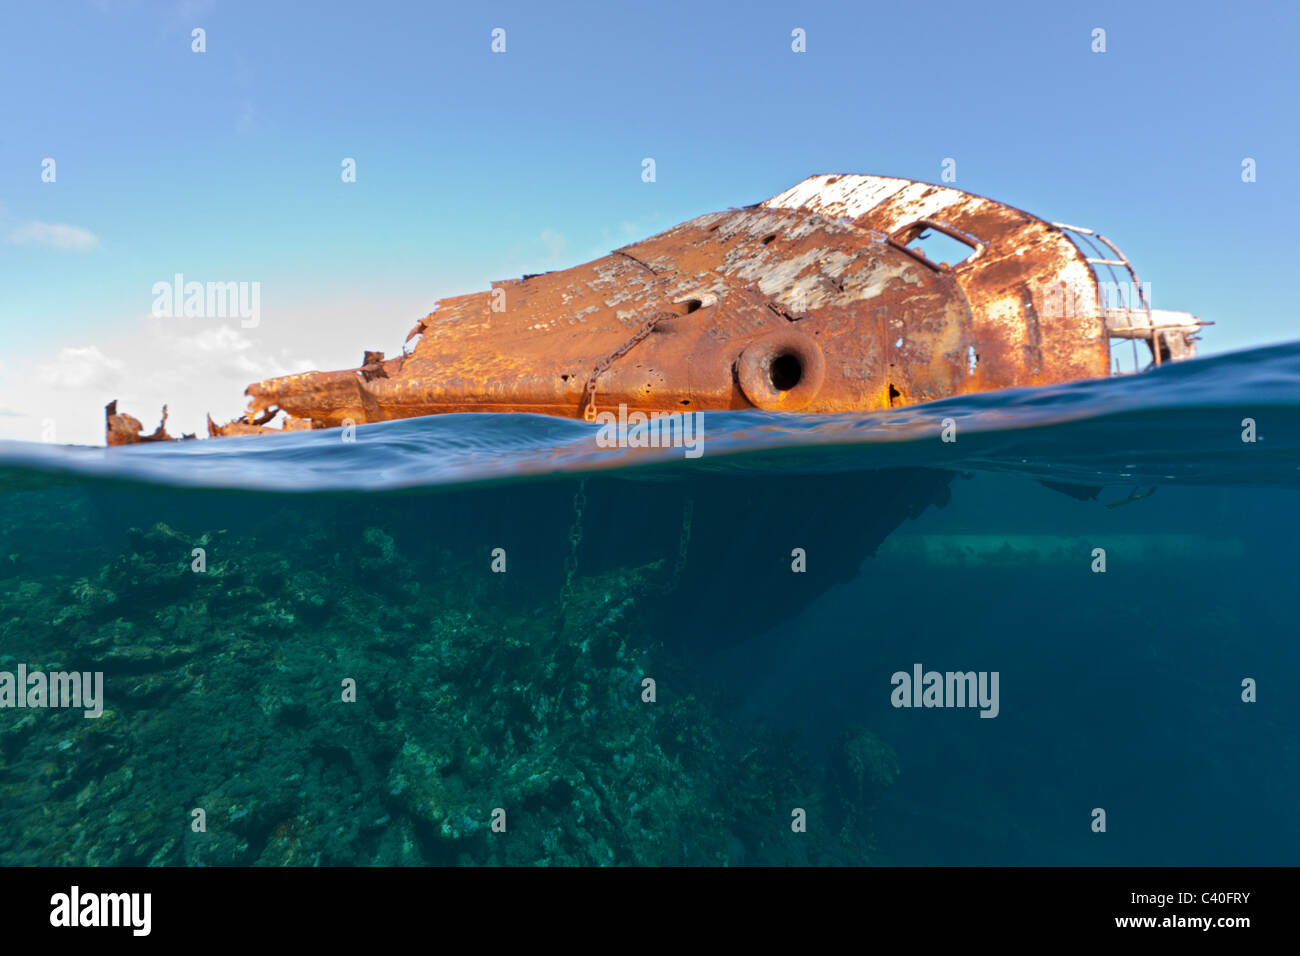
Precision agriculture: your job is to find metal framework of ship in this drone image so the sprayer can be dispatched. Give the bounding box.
[106,174,1209,445]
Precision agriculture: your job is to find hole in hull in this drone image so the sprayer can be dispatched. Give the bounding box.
[668,298,704,316]
[769,353,803,392]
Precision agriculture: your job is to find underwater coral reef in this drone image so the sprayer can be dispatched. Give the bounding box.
[0,486,898,866]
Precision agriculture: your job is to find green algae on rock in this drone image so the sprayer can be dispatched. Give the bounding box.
[0,487,897,866]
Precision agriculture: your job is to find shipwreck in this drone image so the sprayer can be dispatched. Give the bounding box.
[106,174,1208,445]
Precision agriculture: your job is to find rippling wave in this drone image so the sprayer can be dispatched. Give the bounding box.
[3,342,1299,493]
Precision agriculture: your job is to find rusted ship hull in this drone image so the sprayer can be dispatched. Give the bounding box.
[106,175,1206,444]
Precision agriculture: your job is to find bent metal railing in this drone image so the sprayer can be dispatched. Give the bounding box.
[1050,221,1209,374]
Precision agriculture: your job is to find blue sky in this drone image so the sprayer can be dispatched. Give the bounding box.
[2,0,1296,443]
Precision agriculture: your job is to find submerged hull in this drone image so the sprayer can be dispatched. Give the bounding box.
[106,174,1205,444]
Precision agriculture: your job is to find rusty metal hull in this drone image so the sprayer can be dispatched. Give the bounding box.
[105,175,1202,445]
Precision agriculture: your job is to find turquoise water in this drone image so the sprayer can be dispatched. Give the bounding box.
[1,342,1297,865]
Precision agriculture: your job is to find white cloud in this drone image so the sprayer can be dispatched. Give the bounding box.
[0,289,426,446]
[36,346,125,389]
[157,322,314,381]
[7,220,101,252]
[0,321,317,445]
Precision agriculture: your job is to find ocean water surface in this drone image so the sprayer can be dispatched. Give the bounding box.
[1,342,1297,865]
